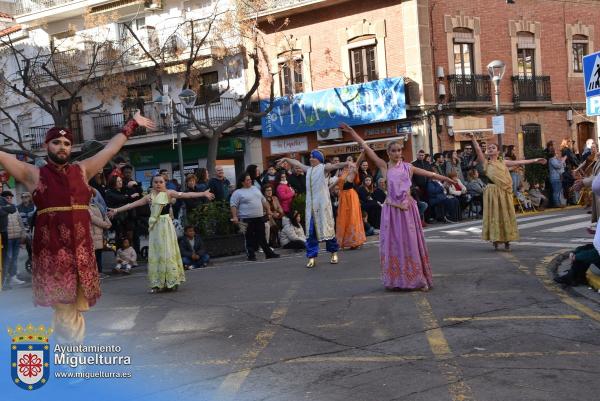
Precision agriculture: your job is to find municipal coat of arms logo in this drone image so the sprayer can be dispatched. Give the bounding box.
[7,324,53,390]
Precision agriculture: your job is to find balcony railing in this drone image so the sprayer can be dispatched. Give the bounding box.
[25,49,81,82]
[28,123,82,150]
[15,0,74,15]
[92,113,148,141]
[447,74,491,103]
[511,75,551,103]
[159,97,241,130]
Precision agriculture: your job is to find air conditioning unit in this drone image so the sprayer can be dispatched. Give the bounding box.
[316,128,342,141]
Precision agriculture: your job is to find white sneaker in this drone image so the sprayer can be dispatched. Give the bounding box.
[10,276,25,285]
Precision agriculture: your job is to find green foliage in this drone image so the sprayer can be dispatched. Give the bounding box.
[186,201,236,237]
[291,192,306,223]
[523,147,548,186]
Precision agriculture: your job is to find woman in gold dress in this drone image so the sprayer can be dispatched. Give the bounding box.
[470,135,546,251]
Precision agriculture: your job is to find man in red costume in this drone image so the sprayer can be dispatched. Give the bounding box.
[0,111,155,343]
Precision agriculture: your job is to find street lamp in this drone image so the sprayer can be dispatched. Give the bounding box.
[487,60,506,151]
[155,85,186,190]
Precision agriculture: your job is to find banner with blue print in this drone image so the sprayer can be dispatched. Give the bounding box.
[260,77,406,138]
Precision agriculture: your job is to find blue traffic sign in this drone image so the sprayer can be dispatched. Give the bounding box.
[583,51,600,98]
[587,95,600,116]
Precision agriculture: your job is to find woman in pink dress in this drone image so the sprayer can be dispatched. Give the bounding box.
[341,124,456,290]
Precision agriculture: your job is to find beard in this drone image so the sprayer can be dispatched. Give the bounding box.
[47,150,70,165]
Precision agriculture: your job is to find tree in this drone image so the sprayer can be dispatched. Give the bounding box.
[119,0,278,174]
[0,14,131,156]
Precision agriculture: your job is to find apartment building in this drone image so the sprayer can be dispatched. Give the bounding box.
[255,0,600,166]
[0,0,259,188]
[431,0,598,155]
[255,0,435,165]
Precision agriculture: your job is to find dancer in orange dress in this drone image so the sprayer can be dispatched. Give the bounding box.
[335,157,366,249]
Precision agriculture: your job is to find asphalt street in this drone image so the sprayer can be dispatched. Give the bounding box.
[2,207,600,401]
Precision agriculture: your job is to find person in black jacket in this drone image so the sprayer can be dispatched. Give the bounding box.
[105,175,140,249]
[178,226,209,269]
[0,185,17,287]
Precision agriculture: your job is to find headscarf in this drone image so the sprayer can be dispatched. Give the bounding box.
[310,149,324,164]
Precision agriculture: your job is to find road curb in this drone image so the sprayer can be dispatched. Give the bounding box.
[547,250,600,304]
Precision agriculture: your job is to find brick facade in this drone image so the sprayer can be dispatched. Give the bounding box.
[255,0,600,166]
[431,0,599,155]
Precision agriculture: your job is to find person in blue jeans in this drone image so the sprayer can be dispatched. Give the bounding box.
[548,150,566,207]
[178,225,210,269]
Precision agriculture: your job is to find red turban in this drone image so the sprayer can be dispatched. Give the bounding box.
[44,127,74,144]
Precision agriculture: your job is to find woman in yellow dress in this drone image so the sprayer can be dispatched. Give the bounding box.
[109,174,214,292]
[470,135,546,251]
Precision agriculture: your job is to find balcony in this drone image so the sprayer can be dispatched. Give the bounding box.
[14,0,146,24]
[28,123,82,150]
[26,49,81,82]
[15,0,74,15]
[92,113,147,141]
[163,97,241,129]
[511,76,551,105]
[447,74,491,104]
[251,0,350,19]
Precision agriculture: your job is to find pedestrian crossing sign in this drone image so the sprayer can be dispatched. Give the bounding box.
[583,51,600,98]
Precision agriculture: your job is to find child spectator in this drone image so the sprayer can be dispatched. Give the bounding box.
[515,183,534,211]
[528,183,548,210]
[179,225,210,269]
[279,210,306,250]
[114,238,137,275]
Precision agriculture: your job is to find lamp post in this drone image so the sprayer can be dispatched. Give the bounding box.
[487,60,506,152]
[156,85,186,190]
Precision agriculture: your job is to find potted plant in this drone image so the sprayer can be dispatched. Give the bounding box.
[187,201,245,258]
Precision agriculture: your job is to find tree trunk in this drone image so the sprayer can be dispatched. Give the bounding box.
[206,131,220,176]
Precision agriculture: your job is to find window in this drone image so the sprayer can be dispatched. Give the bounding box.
[517,32,536,77]
[572,35,588,73]
[453,28,474,75]
[454,43,474,75]
[196,71,219,104]
[17,114,32,142]
[522,123,542,149]
[0,119,10,144]
[279,59,304,96]
[118,18,146,40]
[123,85,152,115]
[517,48,535,77]
[349,45,378,84]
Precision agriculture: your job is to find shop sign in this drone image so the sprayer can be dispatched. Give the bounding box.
[453,130,494,142]
[320,139,404,156]
[129,138,245,166]
[270,137,308,154]
[261,77,406,137]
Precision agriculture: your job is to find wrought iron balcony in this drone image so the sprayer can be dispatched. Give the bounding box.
[15,0,74,15]
[158,97,241,130]
[92,113,147,141]
[511,75,551,104]
[447,74,491,103]
[28,123,82,150]
[24,49,81,82]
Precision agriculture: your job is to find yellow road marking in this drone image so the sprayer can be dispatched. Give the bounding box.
[444,315,582,322]
[534,252,600,324]
[501,252,531,275]
[217,282,301,398]
[286,355,426,363]
[461,350,600,359]
[414,293,475,401]
[501,250,600,325]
